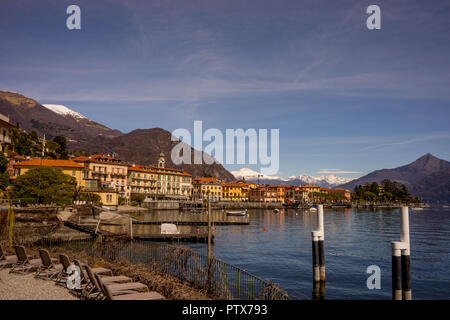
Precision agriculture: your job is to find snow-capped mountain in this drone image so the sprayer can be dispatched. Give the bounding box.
[231,168,282,181]
[231,168,355,187]
[42,104,87,120]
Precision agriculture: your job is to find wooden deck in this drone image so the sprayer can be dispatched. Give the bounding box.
[133,233,214,243]
[133,220,249,226]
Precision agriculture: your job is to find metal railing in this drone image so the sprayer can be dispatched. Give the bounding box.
[4,230,290,300]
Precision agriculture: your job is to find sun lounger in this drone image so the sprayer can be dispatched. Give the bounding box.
[0,244,18,270]
[85,265,147,300]
[35,249,64,280]
[10,245,42,274]
[75,260,131,299]
[100,274,165,300]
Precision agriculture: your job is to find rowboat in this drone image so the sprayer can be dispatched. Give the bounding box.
[226,210,248,216]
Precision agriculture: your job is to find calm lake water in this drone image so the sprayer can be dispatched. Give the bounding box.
[116,207,450,300]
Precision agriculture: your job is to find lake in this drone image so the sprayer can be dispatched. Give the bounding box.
[118,207,450,299]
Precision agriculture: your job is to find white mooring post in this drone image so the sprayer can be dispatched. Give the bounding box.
[400,206,411,300]
[311,204,325,284]
[391,206,411,300]
[318,204,325,282]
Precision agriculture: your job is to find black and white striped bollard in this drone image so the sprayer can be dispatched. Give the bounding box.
[318,204,325,282]
[391,241,406,300]
[400,206,412,300]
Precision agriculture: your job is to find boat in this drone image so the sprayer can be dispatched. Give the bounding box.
[226,210,248,216]
[273,209,280,214]
[410,207,423,211]
[160,223,180,234]
[309,207,317,212]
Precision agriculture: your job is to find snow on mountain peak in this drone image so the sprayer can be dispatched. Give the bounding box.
[231,168,282,180]
[42,104,86,120]
[231,168,354,187]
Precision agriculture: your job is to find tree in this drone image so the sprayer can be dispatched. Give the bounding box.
[12,167,77,205]
[0,152,9,191]
[131,194,145,206]
[52,136,69,159]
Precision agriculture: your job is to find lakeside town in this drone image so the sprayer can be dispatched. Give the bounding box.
[1,111,421,211]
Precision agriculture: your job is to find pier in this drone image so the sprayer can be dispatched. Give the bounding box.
[133,233,213,243]
[133,220,249,226]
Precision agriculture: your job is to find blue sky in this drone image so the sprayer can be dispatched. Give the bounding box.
[1,0,450,178]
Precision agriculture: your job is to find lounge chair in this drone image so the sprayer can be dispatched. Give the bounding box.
[74,260,131,299]
[85,265,147,300]
[0,244,18,270]
[9,245,42,274]
[99,273,165,300]
[35,249,64,280]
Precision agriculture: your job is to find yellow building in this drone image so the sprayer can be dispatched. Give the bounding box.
[73,154,129,199]
[239,182,257,201]
[128,164,192,200]
[193,177,222,201]
[221,183,244,201]
[12,159,85,186]
[82,178,119,209]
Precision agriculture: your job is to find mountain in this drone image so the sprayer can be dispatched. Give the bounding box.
[0,90,235,181]
[339,153,450,203]
[42,104,87,120]
[231,168,354,187]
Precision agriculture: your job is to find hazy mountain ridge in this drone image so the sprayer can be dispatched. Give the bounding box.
[339,153,450,203]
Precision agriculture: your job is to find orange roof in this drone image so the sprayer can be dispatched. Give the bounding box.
[14,159,84,169]
[128,165,191,177]
[222,182,245,187]
[301,184,320,188]
[73,154,128,166]
[193,177,219,184]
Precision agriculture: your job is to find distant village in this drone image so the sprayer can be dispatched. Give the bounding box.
[1,111,351,209]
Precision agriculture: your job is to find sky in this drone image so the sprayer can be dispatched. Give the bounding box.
[1,0,449,178]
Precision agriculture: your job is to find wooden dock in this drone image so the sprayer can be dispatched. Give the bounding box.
[64,220,214,243]
[133,233,213,243]
[63,220,119,236]
[133,220,249,226]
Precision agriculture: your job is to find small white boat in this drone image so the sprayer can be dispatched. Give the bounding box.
[226,210,248,216]
[273,209,280,214]
[410,207,423,211]
[160,223,180,234]
[309,207,317,212]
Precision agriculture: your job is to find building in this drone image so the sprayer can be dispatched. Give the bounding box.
[193,177,222,201]
[128,164,192,200]
[238,181,257,201]
[301,184,321,202]
[0,113,17,154]
[272,185,286,203]
[221,183,244,201]
[285,185,308,203]
[249,185,277,202]
[12,159,85,187]
[73,154,130,200]
[83,178,119,210]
